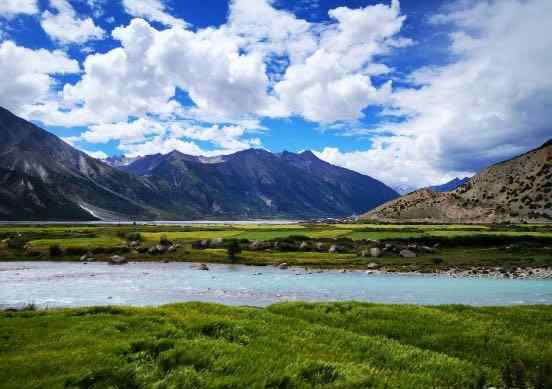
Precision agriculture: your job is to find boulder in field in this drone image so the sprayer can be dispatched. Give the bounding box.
[197,263,209,271]
[400,249,417,258]
[209,238,225,248]
[129,241,140,248]
[109,255,128,265]
[278,263,289,269]
[328,245,337,254]
[370,247,382,257]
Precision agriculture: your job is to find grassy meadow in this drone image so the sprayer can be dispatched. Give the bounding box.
[1,302,551,389]
[1,222,551,271]
[1,223,552,388]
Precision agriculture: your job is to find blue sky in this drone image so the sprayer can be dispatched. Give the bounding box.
[1,0,551,189]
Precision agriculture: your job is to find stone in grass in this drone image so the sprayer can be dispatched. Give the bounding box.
[370,247,382,257]
[400,249,417,258]
[278,263,289,269]
[109,255,128,265]
[80,252,94,262]
[328,245,337,254]
[197,263,209,271]
[209,238,225,248]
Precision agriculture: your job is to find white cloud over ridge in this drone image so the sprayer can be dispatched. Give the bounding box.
[2,0,551,189]
[0,41,79,112]
[41,0,105,44]
[316,0,552,187]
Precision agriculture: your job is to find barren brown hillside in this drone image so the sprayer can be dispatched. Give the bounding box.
[362,140,552,223]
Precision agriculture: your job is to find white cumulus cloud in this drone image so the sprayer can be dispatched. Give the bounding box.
[0,40,79,113]
[122,0,186,28]
[41,0,105,44]
[318,0,552,187]
[0,0,39,18]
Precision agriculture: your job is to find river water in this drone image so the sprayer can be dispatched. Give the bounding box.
[1,262,551,308]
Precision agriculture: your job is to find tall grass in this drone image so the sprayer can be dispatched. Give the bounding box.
[1,302,551,388]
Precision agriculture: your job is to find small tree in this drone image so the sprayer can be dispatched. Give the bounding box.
[226,240,242,261]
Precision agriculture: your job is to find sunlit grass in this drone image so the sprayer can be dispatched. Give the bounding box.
[28,236,124,249]
[141,230,244,242]
[1,302,550,389]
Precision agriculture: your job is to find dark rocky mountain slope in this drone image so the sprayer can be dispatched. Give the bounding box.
[119,149,399,219]
[0,107,398,220]
[0,107,169,220]
[363,140,552,223]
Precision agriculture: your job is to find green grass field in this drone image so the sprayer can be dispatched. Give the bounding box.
[1,223,551,271]
[1,302,551,389]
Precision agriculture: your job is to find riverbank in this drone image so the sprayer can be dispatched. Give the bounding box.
[1,301,551,389]
[1,223,551,275]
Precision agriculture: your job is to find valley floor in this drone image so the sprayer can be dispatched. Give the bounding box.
[1,302,551,388]
[1,223,551,277]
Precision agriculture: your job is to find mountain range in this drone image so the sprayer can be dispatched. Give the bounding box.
[0,107,398,220]
[363,140,552,223]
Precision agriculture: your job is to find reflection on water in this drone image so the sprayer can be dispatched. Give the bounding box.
[1,261,551,309]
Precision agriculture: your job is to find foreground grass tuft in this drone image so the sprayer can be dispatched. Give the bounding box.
[1,302,551,388]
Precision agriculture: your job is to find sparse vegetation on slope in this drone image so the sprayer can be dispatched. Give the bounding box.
[363,140,552,224]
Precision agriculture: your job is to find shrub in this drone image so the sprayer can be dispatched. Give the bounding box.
[6,238,26,250]
[432,257,444,265]
[126,232,142,242]
[49,244,63,257]
[226,240,242,261]
[64,247,88,256]
[159,234,172,246]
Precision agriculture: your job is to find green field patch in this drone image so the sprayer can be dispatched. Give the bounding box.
[236,229,310,240]
[28,236,123,249]
[346,231,428,240]
[430,230,552,238]
[238,224,307,230]
[304,229,351,238]
[141,230,243,242]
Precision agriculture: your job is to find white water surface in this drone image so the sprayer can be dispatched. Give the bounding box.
[1,262,551,308]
